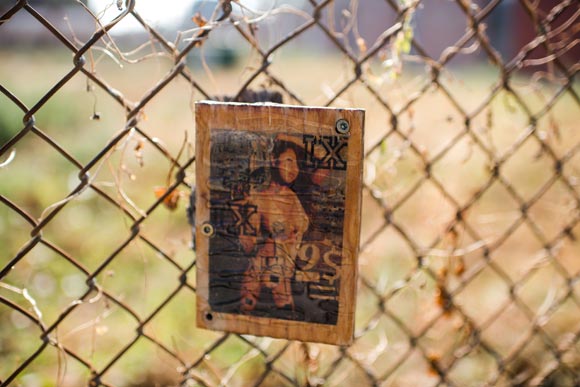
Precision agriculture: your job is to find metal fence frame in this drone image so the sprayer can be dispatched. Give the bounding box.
[1,0,579,386]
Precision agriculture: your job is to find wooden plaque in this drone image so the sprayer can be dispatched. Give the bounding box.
[195,101,364,345]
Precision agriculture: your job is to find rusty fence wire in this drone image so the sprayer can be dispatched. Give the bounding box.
[1,0,579,386]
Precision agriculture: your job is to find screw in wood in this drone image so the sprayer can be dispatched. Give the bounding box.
[336,118,350,134]
[201,223,215,237]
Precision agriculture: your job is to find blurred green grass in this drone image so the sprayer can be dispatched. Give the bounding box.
[1,46,579,387]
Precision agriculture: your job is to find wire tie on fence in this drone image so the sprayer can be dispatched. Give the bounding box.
[417,255,426,267]
[85,277,97,290]
[89,375,101,387]
[383,209,392,223]
[40,331,51,344]
[125,115,139,129]
[131,223,141,235]
[78,171,90,185]
[390,114,398,128]
[179,272,188,285]
[22,114,35,126]
[312,6,321,20]
[73,54,86,68]
[20,114,36,133]
[175,168,186,182]
[491,162,500,177]
[424,162,431,177]
[430,65,440,81]
[27,232,43,246]
[377,298,386,313]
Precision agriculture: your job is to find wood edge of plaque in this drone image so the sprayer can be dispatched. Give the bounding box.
[194,101,364,345]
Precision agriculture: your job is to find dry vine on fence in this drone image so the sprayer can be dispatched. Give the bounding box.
[1,0,579,386]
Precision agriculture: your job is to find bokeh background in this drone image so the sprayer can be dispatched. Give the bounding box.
[1,0,579,386]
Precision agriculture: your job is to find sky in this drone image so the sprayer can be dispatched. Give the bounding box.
[87,0,274,34]
[88,0,196,33]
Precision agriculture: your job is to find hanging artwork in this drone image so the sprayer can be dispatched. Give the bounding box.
[195,101,364,345]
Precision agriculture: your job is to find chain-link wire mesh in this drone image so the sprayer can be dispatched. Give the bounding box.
[1,0,579,386]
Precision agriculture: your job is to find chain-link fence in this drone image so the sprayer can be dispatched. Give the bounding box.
[1,0,579,386]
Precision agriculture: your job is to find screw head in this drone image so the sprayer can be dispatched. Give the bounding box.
[201,223,215,237]
[336,118,350,134]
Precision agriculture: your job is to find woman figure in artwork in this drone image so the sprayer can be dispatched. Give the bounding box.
[238,137,309,312]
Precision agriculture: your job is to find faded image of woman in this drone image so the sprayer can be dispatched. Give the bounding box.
[238,137,309,312]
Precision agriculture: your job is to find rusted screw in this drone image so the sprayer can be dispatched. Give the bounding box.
[336,118,350,134]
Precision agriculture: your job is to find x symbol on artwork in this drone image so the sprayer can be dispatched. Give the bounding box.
[229,202,258,236]
[319,136,347,170]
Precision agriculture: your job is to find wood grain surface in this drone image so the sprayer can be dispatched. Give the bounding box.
[195,101,364,345]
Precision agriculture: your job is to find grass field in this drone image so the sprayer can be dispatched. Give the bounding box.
[1,43,579,387]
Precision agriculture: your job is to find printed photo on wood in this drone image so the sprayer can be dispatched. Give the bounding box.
[195,102,364,345]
